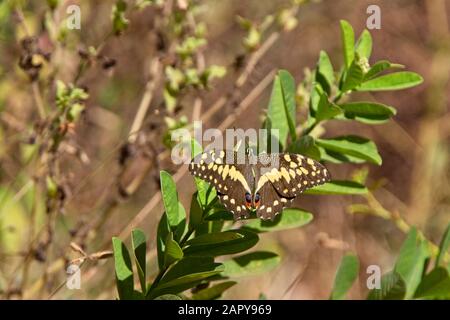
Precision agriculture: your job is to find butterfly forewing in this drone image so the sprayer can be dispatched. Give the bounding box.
[189,150,252,219]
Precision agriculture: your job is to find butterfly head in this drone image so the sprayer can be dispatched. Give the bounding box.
[244,192,261,210]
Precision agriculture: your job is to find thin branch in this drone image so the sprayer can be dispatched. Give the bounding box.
[236,32,279,88]
[32,82,46,119]
[128,58,162,143]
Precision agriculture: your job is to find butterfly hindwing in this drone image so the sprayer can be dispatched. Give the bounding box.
[217,187,250,219]
[255,180,292,219]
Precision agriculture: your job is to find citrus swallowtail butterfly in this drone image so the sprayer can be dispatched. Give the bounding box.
[189,149,331,220]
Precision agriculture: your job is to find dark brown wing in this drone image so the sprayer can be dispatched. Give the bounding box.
[254,153,330,219]
[189,149,252,219]
[255,153,330,197]
[255,181,293,220]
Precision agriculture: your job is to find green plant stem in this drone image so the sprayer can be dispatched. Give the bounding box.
[32,82,46,119]
[301,119,319,136]
[180,227,195,246]
[333,91,344,103]
[147,266,169,294]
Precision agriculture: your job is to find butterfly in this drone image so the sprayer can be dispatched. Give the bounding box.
[188,149,331,220]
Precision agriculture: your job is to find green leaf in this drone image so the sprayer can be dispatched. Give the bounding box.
[164,232,184,267]
[205,209,235,221]
[156,213,170,270]
[339,102,397,124]
[176,37,207,58]
[160,171,186,232]
[305,180,368,195]
[309,81,321,114]
[357,72,423,91]
[316,51,335,94]
[184,230,259,257]
[111,0,129,35]
[55,80,67,100]
[163,88,177,114]
[189,192,203,230]
[131,229,147,293]
[192,281,237,300]
[196,182,217,210]
[394,228,430,298]
[288,135,321,161]
[186,231,244,246]
[154,294,183,300]
[341,60,364,91]
[221,251,281,277]
[201,65,227,86]
[156,267,223,291]
[436,223,450,268]
[314,84,342,121]
[0,187,28,254]
[355,29,372,60]
[318,147,367,164]
[364,60,404,80]
[46,0,59,10]
[160,257,220,284]
[190,138,202,158]
[330,254,359,300]
[195,220,226,236]
[318,101,342,122]
[148,258,223,298]
[367,271,406,300]
[185,68,200,86]
[244,26,261,51]
[266,70,297,149]
[260,116,276,154]
[69,86,89,101]
[174,202,187,242]
[68,103,85,122]
[316,136,382,165]
[242,208,313,233]
[340,20,355,69]
[160,171,179,226]
[112,237,134,300]
[414,267,450,299]
[46,176,58,198]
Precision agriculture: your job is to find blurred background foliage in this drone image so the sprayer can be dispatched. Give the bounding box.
[0,0,449,299]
